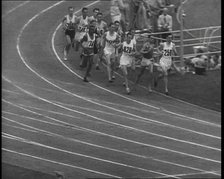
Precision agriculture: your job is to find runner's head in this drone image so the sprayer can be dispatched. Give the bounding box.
[163,7,168,15]
[82,7,88,17]
[93,8,100,17]
[126,32,132,43]
[97,12,103,21]
[166,34,172,43]
[89,24,95,35]
[108,22,115,32]
[68,6,74,15]
[114,20,120,31]
[90,19,97,27]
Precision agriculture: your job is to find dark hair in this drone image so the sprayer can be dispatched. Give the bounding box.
[89,24,95,29]
[166,33,172,37]
[197,49,204,54]
[93,8,100,12]
[97,12,103,16]
[90,19,96,24]
[114,20,120,24]
[82,7,88,12]
[126,32,132,36]
[68,6,73,10]
[108,22,114,27]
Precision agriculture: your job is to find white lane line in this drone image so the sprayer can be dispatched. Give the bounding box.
[2,147,121,178]
[3,123,39,133]
[3,134,179,178]
[3,77,221,141]
[3,96,222,151]
[6,99,221,142]
[2,100,106,125]
[52,18,220,128]
[4,100,154,126]
[2,89,21,95]
[2,109,221,164]
[2,122,220,177]
[2,1,30,17]
[4,81,157,114]
[157,170,220,178]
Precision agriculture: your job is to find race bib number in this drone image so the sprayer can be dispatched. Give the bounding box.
[88,41,94,48]
[78,26,87,32]
[123,46,132,54]
[163,49,172,56]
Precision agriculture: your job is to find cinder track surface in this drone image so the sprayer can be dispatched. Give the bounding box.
[2,1,221,178]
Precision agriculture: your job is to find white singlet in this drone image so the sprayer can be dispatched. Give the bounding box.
[120,40,134,66]
[75,16,89,41]
[104,31,118,55]
[159,42,175,71]
[65,14,76,30]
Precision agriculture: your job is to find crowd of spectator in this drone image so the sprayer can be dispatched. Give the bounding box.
[110,0,174,36]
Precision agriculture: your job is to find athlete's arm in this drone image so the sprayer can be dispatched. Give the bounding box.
[62,16,67,30]
[157,42,164,55]
[101,32,107,49]
[114,34,122,48]
[80,35,88,49]
[103,22,108,32]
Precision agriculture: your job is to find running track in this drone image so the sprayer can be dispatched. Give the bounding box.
[2,1,221,178]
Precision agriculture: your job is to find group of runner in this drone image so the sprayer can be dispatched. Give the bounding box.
[62,6,183,95]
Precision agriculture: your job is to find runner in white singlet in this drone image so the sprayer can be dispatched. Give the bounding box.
[80,25,98,82]
[155,34,179,95]
[102,22,120,82]
[95,12,108,70]
[75,7,91,52]
[62,6,77,60]
[119,32,136,94]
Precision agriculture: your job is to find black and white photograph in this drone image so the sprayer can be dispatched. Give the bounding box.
[2,0,221,178]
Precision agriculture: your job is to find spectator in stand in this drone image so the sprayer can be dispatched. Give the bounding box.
[128,0,141,30]
[135,0,151,30]
[110,0,129,32]
[157,7,172,41]
[144,0,166,32]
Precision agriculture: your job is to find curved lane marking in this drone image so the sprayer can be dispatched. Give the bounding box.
[3,133,180,178]
[2,123,220,176]
[2,1,30,17]
[2,147,121,178]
